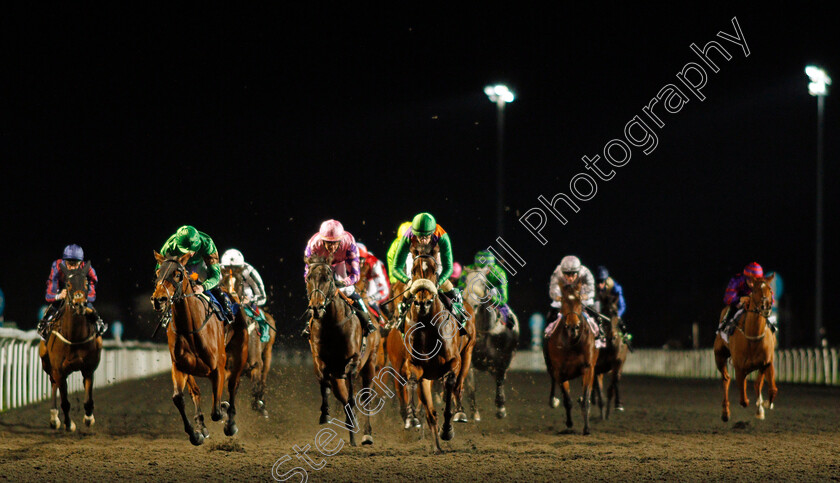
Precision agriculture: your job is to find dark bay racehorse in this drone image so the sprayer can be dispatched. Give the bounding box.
[461,268,519,420]
[306,255,380,446]
[713,274,778,421]
[543,279,599,435]
[152,252,249,445]
[403,252,475,453]
[221,267,277,419]
[592,292,629,420]
[39,261,103,431]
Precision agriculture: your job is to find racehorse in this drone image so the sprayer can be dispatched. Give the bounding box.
[402,250,475,453]
[461,267,519,420]
[543,278,599,435]
[39,261,103,431]
[152,252,249,445]
[354,259,388,370]
[305,255,380,446]
[221,267,277,418]
[383,279,423,430]
[713,274,778,421]
[592,292,629,420]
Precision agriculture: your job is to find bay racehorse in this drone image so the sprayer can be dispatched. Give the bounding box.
[592,292,629,420]
[306,255,380,446]
[713,273,778,421]
[152,252,249,445]
[385,279,423,430]
[543,278,599,435]
[403,251,475,453]
[39,261,103,431]
[221,267,276,418]
[461,267,519,420]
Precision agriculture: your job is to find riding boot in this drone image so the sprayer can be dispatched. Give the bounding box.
[349,293,376,336]
[210,287,234,323]
[441,288,468,335]
[37,303,60,340]
[721,304,740,336]
[85,305,108,336]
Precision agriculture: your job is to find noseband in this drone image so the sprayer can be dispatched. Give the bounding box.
[155,260,190,305]
[307,263,337,312]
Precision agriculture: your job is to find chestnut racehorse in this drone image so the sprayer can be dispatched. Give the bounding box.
[592,292,629,420]
[543,278,599,435]
[152,252,249,445]
[384,279,423,430]
[306,256,380,446]
[403,251,475,453]
[461,267,519,421]
[39,261,103,431]
[221,267,276,418]
[713,274,778,421]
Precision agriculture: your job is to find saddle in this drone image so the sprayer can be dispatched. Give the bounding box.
[202,292,237,324]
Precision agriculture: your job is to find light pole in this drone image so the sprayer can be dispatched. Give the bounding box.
[485,84,515,237]
[806,65,831,346]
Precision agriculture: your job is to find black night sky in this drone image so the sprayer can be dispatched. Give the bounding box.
[1,4,837,349]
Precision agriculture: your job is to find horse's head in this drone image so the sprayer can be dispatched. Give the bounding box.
[221,266,244,302]
[748,273,775,318]
[305,255,334,320]
[559,278,584,336]
[408,252,439,317]
[61,261,91,316]
[151,251,192,312]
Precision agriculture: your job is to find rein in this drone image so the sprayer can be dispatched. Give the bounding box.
[154,260,219,336]
[738,301,772,341]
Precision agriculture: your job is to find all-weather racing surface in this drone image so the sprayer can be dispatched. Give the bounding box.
[1,358,839,482]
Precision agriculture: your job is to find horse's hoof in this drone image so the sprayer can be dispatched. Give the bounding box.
[361,435,373,446]
[319,413,329,425]
[559,428,575,435]
[440,425,455,441]
[763,401,774,410]
[412,418,421,429]
[550,397,560,408]
[615,405,624,412]
[67,421,76,433]
[722,412,730,422]
[190,431,205,446]
[496,407,507,419]
[201,427,210,438]
[261,409,269,419]
[453,412,468,423]
[473,411,481,422]
[224,422,238,437]
[84,415,95,427]
[404,418,413,430]
[49,409,61,430]
[211,411,223,422]
[583,427,591,436]
[221,401,230,412]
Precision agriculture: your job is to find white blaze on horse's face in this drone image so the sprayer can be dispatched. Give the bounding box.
[422,260,428,272]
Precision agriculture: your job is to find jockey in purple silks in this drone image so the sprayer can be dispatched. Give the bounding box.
[718,262,777,335]
[302,219,375,337]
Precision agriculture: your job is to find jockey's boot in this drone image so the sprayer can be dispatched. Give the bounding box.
[86,305,108,336]
[210,287,234,323]
[350,293,376,336]
[767,314,779,333]
[721,304,739,336]
[301,321,311,338]
[37,303,61,340]
[442,288,469,335]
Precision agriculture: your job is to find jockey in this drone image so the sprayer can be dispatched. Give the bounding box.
[159,225,234,323]
[356,242,391,323]
[303,219,376,337]
[458,250,517,329]
[386,221,412,285]
[221,248,271,341]
[719,262,776,335]
[392,212,469,333]
[594,266,632,344]
[37,244,107,340]
[547,255,603,342]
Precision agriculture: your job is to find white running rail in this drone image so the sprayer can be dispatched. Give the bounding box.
[0,328,171,412]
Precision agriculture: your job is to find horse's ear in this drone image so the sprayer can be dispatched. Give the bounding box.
[574,278,583,290]
[765,273,775,284]
[178,252,193,266]
[59,262,69,277]
[82,261,91,273]
[154,251,166,264]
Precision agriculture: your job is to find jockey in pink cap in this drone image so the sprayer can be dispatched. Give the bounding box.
[718,262,776,335]
[303,219,375,336]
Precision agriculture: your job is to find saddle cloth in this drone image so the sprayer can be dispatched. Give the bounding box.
[544,313,605,349]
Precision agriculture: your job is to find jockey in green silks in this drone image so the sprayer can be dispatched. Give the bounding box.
[392,212,469,333]
[458,249,517,329]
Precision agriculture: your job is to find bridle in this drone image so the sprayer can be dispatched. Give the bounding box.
[153,259,214,334]
[410,254,439,313]
[306,262,337,315]
[740,283,773,341]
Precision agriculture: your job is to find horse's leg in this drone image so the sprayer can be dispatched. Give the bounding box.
[257,338,274,418]
[736,367,749,408]
[440,372,457,442]
[754,366,767,420]
[560,380,574,431]
[360,355,376,445]
[172,368,204,445]
[495,367,508,419]
[466,367,480,422]
[224,347,247,437]
[417,378,442,454]
[49,377,61,430]
[82,368,95,427]
[186,375,209,438]
[611,359,625,413]
[58,375,75,432]
[210,368,225,422]
[580,368,594,435]
[331,377,356,447]
[407,369,421,429]
[319,379,331,425]
[593,373,605,421]
[715,344,731,422]
[766,361,778,409]
[549,374,560,408]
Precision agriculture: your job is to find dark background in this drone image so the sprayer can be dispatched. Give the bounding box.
[1,4,836,349]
